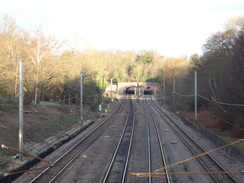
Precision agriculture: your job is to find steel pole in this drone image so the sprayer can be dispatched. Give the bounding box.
[19,60,24,161]
[163,78,166,105]
[195,71,198,120]
[173,76,175,110]
[110,78,112,102]
[101,76,104,111]
[80,72,83,121]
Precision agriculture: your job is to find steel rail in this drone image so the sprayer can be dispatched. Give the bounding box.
[143,98,152,183]
[102,98,135,183]
[149,97,239,183]
[121,99,135,183]
[29,97,128,183]
[145,96,171,183]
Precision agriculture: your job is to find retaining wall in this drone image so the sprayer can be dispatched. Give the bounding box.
[182,118,244,163]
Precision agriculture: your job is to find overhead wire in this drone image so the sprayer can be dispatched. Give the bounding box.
[1,144,52,164]
[197,94,244,107]
[0,92,102,107]
[131,139,244,177]
[170,89,244,130]
[0,165,59,178]
[204,112,244,131]
[174,91,194,97]
[132,170,244,178]
[0,144,62,178]
[173,90,244,107]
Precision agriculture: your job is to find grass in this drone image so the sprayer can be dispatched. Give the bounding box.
[216,132,244,151]
[0,98,18,113]
[179,109,244,151]
[0,105,81,162]
[0,100,108,172]
[23,113,80,144]
[50,121,94,152]
[52,142,62,150]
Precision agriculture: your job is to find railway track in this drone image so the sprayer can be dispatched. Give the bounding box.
[148,97,239,183]
[101,99,135,183]
[144,97,171,183]
[10,95,241,183]
[28,98,128,183]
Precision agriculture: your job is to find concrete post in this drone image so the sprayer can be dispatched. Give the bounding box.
[173,76,176,110]
[19,60,24,161]
[195,71,198,120]
[110,78,112,102]
[80,72,83,121]
[163,78,166,105]
[101,76,104,111]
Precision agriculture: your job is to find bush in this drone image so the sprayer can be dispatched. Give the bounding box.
[90,103,99,112]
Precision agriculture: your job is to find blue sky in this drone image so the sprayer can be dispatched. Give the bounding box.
[1,0,244,57]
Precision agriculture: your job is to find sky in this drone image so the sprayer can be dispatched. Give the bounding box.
[0,0,244,57]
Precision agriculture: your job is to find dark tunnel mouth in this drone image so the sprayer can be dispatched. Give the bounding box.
[124,87,153,95]
[125,87,135,94]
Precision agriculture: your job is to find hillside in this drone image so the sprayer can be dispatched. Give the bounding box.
[0,103,95,173]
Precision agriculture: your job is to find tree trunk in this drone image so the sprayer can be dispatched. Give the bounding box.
[34,66,39,105]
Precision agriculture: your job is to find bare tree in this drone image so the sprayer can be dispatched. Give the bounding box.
[24,29,59,104]
[0,15,24,96]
